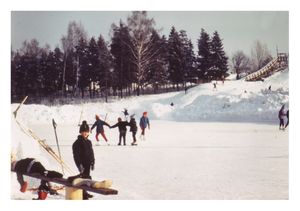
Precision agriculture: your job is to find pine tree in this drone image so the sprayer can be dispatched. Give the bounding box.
[209,31,228,79]
[110,22,133,98]
[179,30,196,89]
[97,35,113,101]
[88,37,100,98]
[147,32,169,93]
[76,37,90,98]
[168,26,184,90]
[197,28,211,80]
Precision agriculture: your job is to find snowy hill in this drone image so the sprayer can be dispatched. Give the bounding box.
[12,69,289,125]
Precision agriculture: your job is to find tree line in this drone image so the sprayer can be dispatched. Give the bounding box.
[11,11,272,103]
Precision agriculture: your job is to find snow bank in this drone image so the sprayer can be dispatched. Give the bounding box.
[11,69,289,125]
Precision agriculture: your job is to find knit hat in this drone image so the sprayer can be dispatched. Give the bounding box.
[79,120,89,133]
[130,114,135,119]
[143,111,147,116]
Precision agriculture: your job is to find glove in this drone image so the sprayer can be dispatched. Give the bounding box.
[78,164,84,173]
[91,162,95,171]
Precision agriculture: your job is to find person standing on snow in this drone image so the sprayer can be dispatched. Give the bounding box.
[278,105,286,130]
[129,114,138,145]
[140,112,150,140]
[285,109,289,128]
[72,120,95,199]
[91,115,110,145]
[110,117,130,146]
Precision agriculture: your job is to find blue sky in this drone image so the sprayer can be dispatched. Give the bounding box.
[11,11,288,57]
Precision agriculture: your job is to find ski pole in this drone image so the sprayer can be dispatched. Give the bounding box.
[52,118,64,175]
[13,96,28,118]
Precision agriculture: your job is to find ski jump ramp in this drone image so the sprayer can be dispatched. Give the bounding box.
[245,53,288,81]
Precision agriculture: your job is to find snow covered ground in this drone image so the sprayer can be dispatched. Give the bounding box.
[11,70,289,200]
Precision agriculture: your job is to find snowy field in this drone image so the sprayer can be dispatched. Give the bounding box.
[11,121,288,200]
[11,70,289,200]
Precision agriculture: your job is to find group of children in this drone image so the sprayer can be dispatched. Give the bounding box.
[89,111,150,146]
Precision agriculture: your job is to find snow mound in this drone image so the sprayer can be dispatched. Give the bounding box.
[11,69,288,125]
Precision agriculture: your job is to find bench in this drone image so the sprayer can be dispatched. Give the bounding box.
[13,171,118,199]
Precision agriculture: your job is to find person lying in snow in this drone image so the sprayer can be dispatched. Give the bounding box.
[11,157,63,200]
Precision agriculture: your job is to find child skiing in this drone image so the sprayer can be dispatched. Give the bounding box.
[110,117,129,146]
[72,120,95,199]
[129,114,138,145]
[140,112,150,140]
[91,114,110,145]
[278,105,285,130]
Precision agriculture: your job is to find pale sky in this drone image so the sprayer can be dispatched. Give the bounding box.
[11,11,288,57]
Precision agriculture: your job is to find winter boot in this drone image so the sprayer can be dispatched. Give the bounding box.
[20,181,28,193]
[38,190,48,200]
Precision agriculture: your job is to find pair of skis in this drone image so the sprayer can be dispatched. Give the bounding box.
[13,96,74,175]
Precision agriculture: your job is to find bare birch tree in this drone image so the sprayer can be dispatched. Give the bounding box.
[251,40,272,71]
[61,21,87,96]
[126,11,160,96]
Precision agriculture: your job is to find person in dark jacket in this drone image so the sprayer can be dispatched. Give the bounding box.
[139,112,150,140]
[129,114,138,145]
[11,157,63,199]
[285,109,289,128]
[73,120,95,199]
[91,115,110,145]
[110,117,129,145]
[278,105,285,130]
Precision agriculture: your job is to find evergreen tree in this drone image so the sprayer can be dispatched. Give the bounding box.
[11,51,22,100]
[43,48,63,96]
[168,26,184,89]
[209,31,228,79]
[110,22,133,98]
[88,37,100,98]
[97,35,113,101]
[197,28,211,80]
[179,30,196,87]
[76,37,90,98]
[147,32,169,93]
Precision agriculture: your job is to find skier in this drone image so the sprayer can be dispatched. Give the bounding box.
[140,112,150,140]
[285,109,289,128]
[123,108,129,121]
[213,82,217,91]
[72,120,95,199]
[91,115,110,145]
[110,117,130,146]
[278,105,286,130]
[11,157,63,200]
[129,114,138,145]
